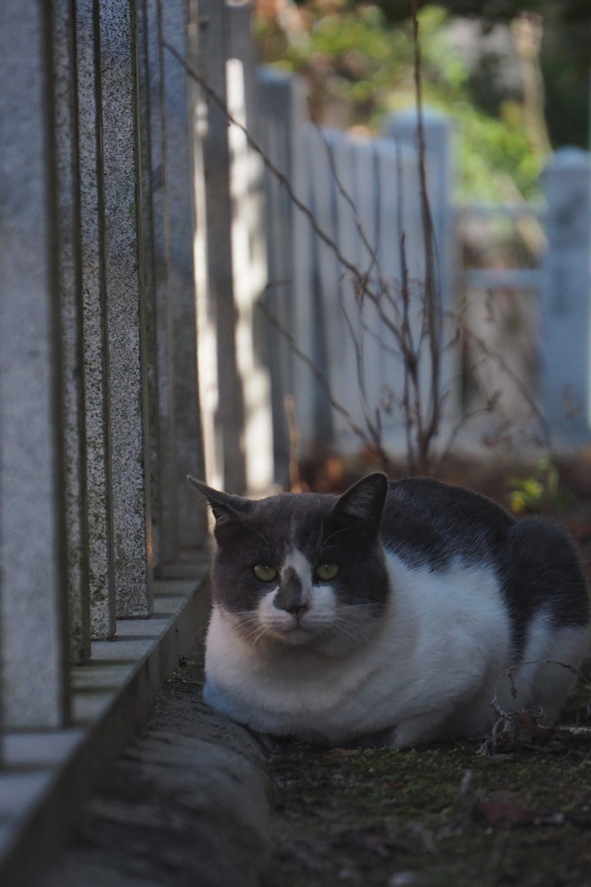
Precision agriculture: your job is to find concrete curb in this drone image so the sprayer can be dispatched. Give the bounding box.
[2,575,256,887]
[36,656,272,887]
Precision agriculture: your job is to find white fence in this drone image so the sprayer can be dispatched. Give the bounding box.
[259,68,591,469]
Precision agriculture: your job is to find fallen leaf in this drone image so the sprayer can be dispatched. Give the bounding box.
[474,795,533,830]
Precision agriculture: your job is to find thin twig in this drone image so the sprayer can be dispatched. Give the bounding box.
[165,33,550,476]
[412,0,441,472]
[163,41,365,288]
[257,295,374,450]
[315,125,384,293]
[459,321,552,450]
[284,394,302,492]
[506,659,589,700]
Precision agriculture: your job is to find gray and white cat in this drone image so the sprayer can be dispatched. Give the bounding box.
[190,473,590,748]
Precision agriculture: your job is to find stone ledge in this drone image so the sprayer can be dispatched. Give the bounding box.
[0,575,212,887]
[36,676,272,887]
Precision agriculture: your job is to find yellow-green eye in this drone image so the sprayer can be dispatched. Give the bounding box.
[253,564,278,582]
[315,563,339,581]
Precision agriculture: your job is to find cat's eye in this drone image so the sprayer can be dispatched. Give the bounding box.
[315,563,339,581]
[253,564,278,582]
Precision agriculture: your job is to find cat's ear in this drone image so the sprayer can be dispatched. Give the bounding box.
[187,476,254,526]
[332,473,388,526]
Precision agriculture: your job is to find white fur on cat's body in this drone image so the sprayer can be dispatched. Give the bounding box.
[204,547,589,748]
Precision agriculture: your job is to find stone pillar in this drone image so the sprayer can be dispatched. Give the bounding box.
[53,0,92,665]
[136,0,163,574]
[98,0,153,616]
[0,0,69,728]
[75,0,117,640]
[144,0,207,576]
[540,147,591,444]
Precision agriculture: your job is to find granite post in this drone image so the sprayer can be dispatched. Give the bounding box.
[98,0,153,617]
[75,0,117,640]
[0,0,70,728]
[146,0,207,574]
[53,0,92,665]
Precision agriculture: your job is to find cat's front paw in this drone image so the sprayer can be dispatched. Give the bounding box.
[385,726,401,749]
[387,711,447,748]
[203,679,246,722]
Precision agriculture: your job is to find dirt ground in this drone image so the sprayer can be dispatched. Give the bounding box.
[263,679,591,887]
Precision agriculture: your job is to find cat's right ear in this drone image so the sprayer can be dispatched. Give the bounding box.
[332,472,388,527]
[187,477,254,527]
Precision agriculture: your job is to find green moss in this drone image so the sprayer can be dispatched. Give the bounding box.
[264,695,591,887]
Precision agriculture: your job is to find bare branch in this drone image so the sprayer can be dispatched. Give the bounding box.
[166,32,549,478]
[163,40,365,288]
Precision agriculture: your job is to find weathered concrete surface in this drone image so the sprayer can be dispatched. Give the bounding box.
[35,655,271,887]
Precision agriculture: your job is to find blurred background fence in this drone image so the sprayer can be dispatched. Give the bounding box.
[258,67,591,475]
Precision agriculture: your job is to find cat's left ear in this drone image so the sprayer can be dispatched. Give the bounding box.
[187,476,254,526]
[332,473,388,526]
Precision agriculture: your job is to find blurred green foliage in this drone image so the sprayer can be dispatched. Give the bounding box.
[254,2,587,200]
[507,459,578,514]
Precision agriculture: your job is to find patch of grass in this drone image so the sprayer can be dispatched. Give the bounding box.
[264,691,591,887]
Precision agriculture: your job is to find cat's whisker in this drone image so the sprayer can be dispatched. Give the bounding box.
[229,612,269,646]
[246,623,270,644]
[237,622,261,642]
[336,622,371,644]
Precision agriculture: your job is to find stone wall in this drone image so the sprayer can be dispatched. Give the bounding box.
[0,0,271,733]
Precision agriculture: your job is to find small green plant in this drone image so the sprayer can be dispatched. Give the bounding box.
[508,459,575,515]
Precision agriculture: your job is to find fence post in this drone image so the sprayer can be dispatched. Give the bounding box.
[98,0,153,616]
[0,0,70,728]
[257,67,314,476]
[257,67,296,482]
[540,147,591,444]
[227,4,274,494]
[53,0,91,664]
[142,0,208,575]
[383,107,458,422]
[197,0,247,494]
[75,0,117,640]
[383,107,454,297]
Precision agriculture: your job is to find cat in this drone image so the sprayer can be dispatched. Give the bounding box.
[189,472,590,748]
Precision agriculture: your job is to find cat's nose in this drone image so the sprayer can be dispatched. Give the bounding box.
[273,586,310,617]
[284,602,310,618]
[273,568,310,616]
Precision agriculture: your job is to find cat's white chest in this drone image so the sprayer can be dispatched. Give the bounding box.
[203,552,512,746]
[204,598,408,740]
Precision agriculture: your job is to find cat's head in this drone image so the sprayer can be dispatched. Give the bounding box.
[189,473,391,656]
